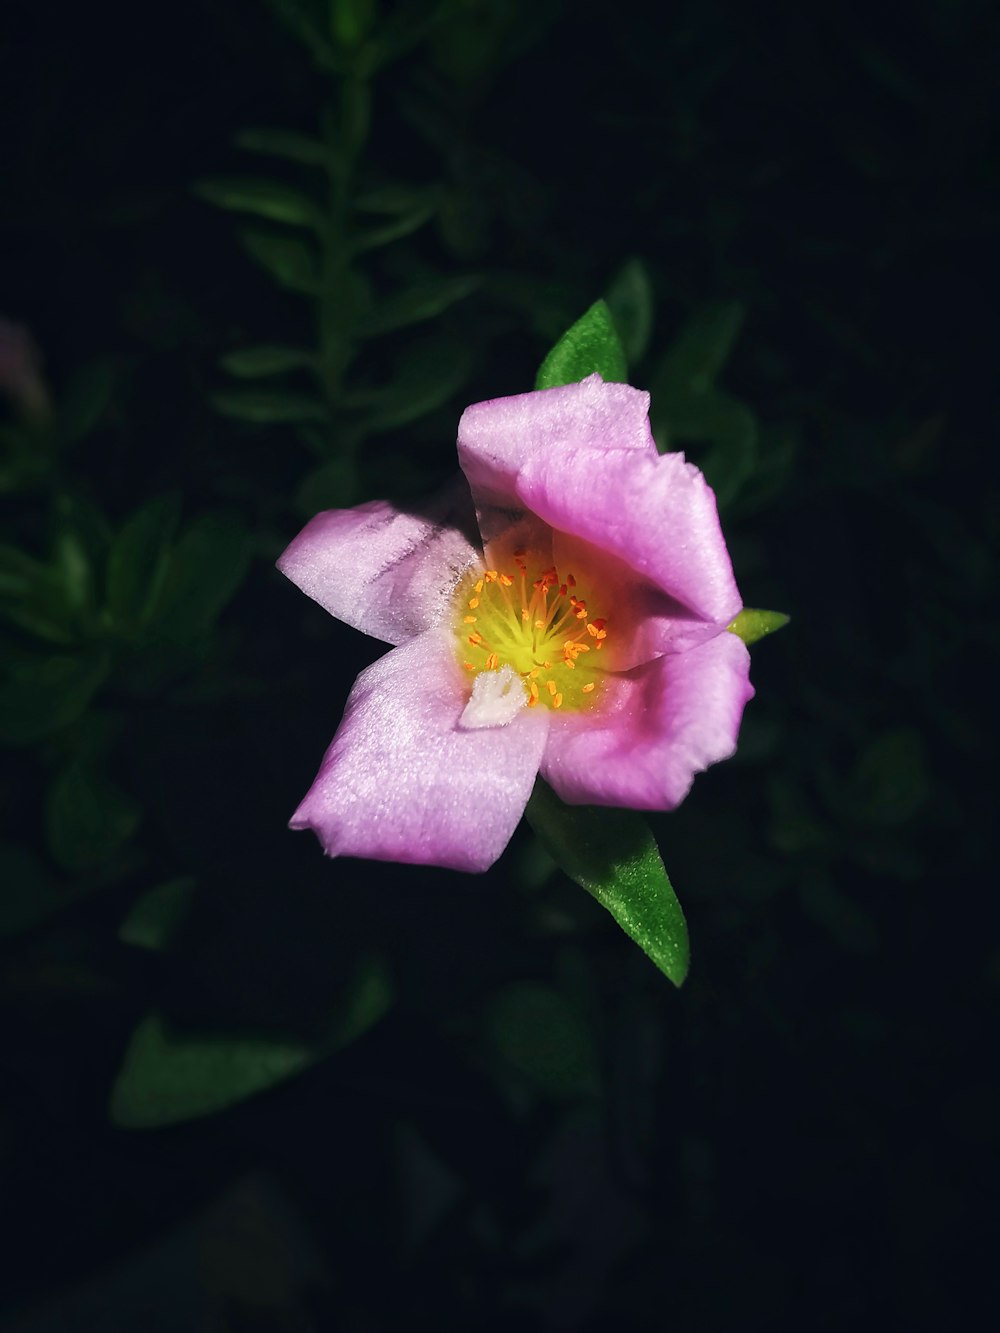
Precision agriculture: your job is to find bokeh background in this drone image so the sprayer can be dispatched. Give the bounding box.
[1,1,996,1328]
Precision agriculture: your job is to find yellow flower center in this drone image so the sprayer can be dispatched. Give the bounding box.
[455,549,610,713]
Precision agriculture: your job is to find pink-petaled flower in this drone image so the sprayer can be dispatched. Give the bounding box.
[278,374,754,872]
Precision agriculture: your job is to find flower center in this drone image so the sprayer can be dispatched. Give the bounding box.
[455,549,610,714]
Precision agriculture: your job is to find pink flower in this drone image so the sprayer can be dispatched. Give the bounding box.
[278,375,754,872]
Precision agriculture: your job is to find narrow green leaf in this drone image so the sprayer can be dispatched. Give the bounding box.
[604,258,654,365]
[524,780,689,986]
[45,758,141,873]
[0,544,44,598]
[210,390,328,424]
[220,345,315,378]
[106,494,181,632]
[534,299,628,390]
[356,275,480,338]
[153,511,252,643]
[654,387,759,508]
[728,607,790,646]
[0,651,109,744]
[109,955,392,1127]
[240,230,319,295]
[653,301,746,397]
[118,878,197,952]
[195,178,324,231]
[351,335,473,433]
[330,0,376,48]
[352,203,436,253]
[235,127,329,167]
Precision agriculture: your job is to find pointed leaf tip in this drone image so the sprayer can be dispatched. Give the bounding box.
[524,780,689,986]
[728,608,790,646]
[535,300,629,390]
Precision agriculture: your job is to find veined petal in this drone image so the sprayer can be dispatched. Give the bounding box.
[515,444,742,624]
[457,374,656,512]
[277,482,479,646]
[540,631,753,810]
[290,630,550,872]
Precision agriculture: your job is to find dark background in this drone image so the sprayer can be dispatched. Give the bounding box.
[1,0,996,1328]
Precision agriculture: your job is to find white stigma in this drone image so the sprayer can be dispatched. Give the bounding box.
[458,664,528,731]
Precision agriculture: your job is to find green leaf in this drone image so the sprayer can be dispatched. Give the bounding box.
[728,607,790,646]
[357,275,480,338]
[330,0,376,48]
[486,982,598,1098]
[352,203,436,253]
[524,780,689,986]
[0,650,109,744]
[118,877,196,952]
[106,494,181,633]
[604,258,654,365]
[0,544,44,599]
[240,230,319,295]
[295,457,359,514]
[534,299,628,390]
[350,335,474,433]
[210,390,328,424]
[110,954,392,1127]
[195,178,325,231]
[653,301,746,396]
[235,127,329,167]
[45,758,141,873]
[220,345,316,378]
[153,511,252,643]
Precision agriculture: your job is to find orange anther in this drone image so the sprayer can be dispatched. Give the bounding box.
[546,680,557,695]
[475,579,484,594]
[463,615,477,624]
[582,682,595,693]
[522,609,530,622]
[468,632,483,646]
[529,681,539,700]
[463,661,475,671]
[528,667,539,678]
[553,693,563,709]
[499,573,513,587]
[527,694,537,707]
[485,569,498,582]
[468,597,480,609]
[534,619,545,630]
[485,652,499,670]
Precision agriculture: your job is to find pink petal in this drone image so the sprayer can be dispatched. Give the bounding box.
[290,630,550,872]
[540,631,753,810]
[277,483,479,646]
[515,445,742,624]
[549,529,736,671]
[457,374,656,512]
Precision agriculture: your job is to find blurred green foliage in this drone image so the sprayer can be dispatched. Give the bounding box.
[0,0,995,1327]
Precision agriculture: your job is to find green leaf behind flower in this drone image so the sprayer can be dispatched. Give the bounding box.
[728,607,790,645]
[535,299,629,390]
[109,954,393,1128]
[524,780,689,987]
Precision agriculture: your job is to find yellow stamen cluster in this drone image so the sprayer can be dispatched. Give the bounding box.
[455,550,611,711]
